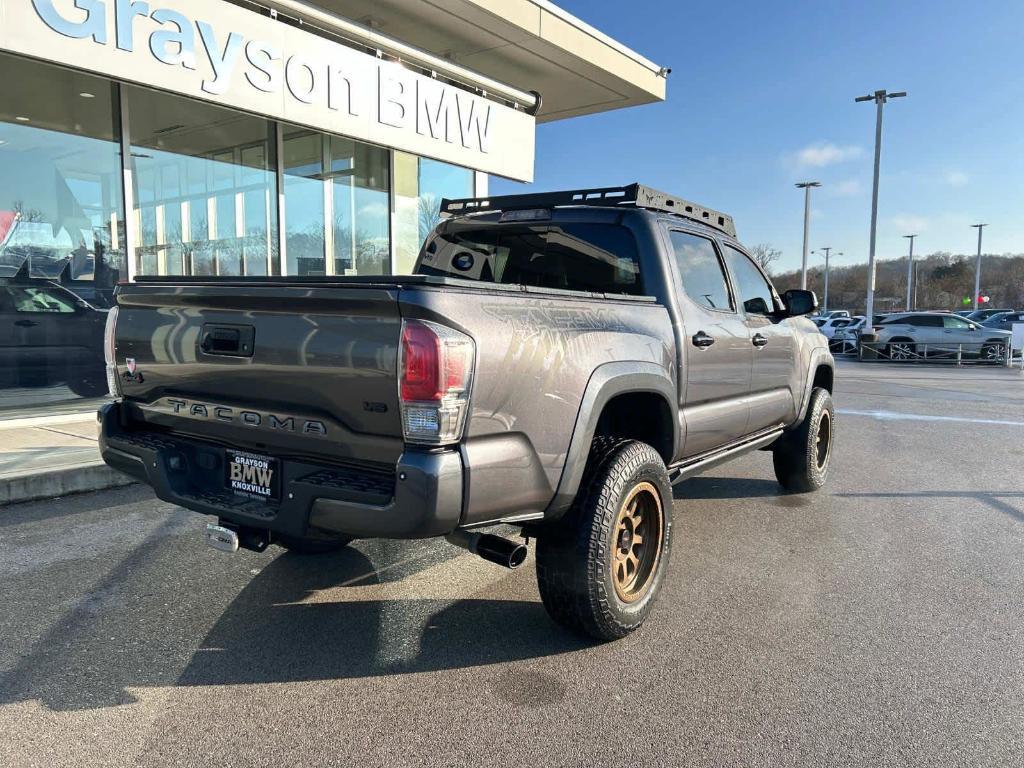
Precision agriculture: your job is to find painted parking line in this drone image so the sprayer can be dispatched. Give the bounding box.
[837,408,1024,427]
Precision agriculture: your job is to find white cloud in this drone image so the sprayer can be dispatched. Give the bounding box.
[788,142,864,169]
[889,215,929,233]
[945,170,969,187]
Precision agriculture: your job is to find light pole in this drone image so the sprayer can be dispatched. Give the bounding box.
[903,234,917,311]
[855,88,906,324]
[817,247,832,311]
[971,223,987,310]
[796,181,821,289]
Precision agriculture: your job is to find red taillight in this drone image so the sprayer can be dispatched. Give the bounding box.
[399,319,475,445]
[401,321,443,401]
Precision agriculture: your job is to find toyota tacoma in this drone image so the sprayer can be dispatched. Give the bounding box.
[99,183,835,641]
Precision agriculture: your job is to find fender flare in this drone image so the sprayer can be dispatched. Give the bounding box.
[544,361,678,519]
[794,348,835,426]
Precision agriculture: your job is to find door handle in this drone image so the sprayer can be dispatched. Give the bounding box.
[14,319,38,328]
[752,333,768,348]
[692,331,715,348]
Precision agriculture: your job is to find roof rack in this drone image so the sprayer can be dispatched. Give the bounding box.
[439,182,736,238]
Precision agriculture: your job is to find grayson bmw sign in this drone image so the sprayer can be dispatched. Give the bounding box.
[2,0,535,180]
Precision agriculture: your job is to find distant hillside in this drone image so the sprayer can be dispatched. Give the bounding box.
[773,253,1024,313]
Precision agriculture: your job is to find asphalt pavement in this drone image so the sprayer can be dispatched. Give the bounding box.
[1,361,1022,767]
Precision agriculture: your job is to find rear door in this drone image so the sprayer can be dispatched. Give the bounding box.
[901,314,944,350]
[666,229,751,457]
[721,244,797,433]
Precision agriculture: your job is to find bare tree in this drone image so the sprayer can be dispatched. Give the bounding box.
[750,243,782,274]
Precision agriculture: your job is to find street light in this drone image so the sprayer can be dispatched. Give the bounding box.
[855,88,907,324]
[812,247,832,312]
[903,234,917,311]
[971,224,988,310]
[796,181,821,289]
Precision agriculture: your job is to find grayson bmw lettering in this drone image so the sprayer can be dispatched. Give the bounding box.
[30,0,494,154]
[163,399,328,437]
[229,455,273,497]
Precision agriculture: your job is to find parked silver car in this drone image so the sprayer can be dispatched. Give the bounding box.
[864,312,1012,361]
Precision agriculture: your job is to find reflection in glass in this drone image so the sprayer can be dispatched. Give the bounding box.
[330,136,389,276]
[127,86,278,277]
[394,153,474,275]
[283,131,326,276]
[0,53,123,408]
[0,53,125,303]
[283,129,390,277]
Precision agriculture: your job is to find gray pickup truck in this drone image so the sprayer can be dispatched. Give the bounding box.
[99,184,835,641]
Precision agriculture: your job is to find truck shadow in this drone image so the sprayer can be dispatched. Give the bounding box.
[0,526,592,711]
[178,546,592,688]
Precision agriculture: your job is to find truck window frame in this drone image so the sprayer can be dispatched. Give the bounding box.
[665,226,737,315]
[718,241,782,316]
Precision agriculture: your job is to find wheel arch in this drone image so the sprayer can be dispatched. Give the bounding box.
[544,362,678,520]
[794,349,835,425]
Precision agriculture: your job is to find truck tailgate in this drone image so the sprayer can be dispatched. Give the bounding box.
[113,282,404,467]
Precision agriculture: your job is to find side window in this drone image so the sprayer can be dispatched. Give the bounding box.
[943,315,971,329]
[668,231,732,311]
[7,286,77,314]
[909,315,942,327]
[722,245,776,315]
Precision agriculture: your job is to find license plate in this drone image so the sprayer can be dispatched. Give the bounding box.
[225,450,280,501]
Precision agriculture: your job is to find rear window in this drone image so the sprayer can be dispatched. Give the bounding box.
[417,223,643,295]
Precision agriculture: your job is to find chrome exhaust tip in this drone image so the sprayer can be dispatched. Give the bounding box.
[446,529,528,569]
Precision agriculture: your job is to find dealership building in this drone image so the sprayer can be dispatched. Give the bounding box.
[0,0,665,412]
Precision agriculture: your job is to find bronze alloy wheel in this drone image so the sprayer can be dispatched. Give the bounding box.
[816,409,833,470]
[611,482,665,604]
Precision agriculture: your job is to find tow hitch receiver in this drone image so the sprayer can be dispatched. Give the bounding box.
[205,523,239,553]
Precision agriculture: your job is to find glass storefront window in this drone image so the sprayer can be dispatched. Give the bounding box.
[283,128,389,277]
[0,54,125,407]
[0,53,125,299]
[126,87,278,277]
[394,153,474,275]
[330,136,389,277]
[0,51,481,413]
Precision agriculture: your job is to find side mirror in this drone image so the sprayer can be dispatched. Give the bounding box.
[781,289,818,317]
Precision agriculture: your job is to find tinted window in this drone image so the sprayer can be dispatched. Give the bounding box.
[669,231,732,311]
[6,286,77,313]
[418,223,642,295]
[943,315,972,329]
[907,315,943,327]
[723,245,776,315]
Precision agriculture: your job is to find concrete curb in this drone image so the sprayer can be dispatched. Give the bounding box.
[0,462,136,507]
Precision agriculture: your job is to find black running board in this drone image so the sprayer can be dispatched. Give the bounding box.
[668,428,784,485]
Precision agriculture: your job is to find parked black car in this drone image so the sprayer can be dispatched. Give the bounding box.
[981,311,1024,332]
[0,274,109,397]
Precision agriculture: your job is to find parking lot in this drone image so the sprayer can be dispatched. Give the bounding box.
[1,360,1022,767]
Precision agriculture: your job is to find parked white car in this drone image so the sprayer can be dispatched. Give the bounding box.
[829,316,867,353]
[863,312,1012,361]
[818,315,860,339]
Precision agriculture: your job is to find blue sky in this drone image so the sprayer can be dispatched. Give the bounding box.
[491,0,1024,273]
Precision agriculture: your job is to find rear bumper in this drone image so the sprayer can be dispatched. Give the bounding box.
[98,402,463,540]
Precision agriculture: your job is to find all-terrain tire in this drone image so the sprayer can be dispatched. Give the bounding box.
[773,387,834,493]
[276,534,353,554]
[536,438,673,641]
